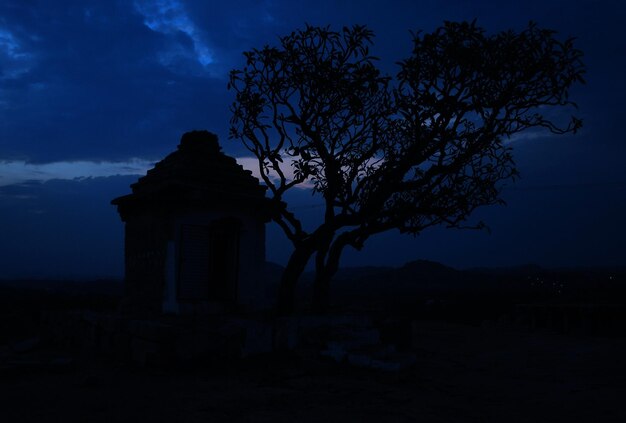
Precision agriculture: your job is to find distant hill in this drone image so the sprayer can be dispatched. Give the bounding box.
[0,278,123,296]
[315,259,626,312]
[3,260,624,314]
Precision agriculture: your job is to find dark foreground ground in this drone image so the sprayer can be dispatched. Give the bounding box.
[1,320,624,422]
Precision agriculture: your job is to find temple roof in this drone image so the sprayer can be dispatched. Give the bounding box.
[111,131,267,218]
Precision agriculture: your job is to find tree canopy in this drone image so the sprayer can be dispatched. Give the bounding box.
[228,22,585,313]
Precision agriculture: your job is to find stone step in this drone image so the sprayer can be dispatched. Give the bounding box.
[321,342,417,372]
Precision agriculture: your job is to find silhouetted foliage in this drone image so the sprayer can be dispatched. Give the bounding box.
[228,22,585,313]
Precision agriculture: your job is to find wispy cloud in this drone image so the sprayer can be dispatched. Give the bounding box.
[133,0,214,70]
[0,27,34,79]
[0,156,313,190]
[0,159,154,187]
[236,156,315,190]
[0,28,23,58]
[505,130,555,144]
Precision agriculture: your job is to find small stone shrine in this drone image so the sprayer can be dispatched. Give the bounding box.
[112,131,269,314]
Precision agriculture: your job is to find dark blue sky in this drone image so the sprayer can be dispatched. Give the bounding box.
[1,0,625,278]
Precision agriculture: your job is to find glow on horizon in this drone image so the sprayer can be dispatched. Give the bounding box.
[0,159,155,187]
[0,156,307,189]
[0,153,327,191]
[236,156,315,190]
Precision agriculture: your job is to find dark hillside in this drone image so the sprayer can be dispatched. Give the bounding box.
[0,279,122,343]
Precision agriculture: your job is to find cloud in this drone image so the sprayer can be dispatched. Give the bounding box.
[0,159,153,187]
[505,130,555,144]
[0,0,622,198]
[133,0,214,72]
[0,1,246,163]
[0,26,35,79]
[0,155,315,190]
[0,27,25,59]
[236,155,316,190]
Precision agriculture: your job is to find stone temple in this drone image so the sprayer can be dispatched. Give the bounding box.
[112,131,270,315]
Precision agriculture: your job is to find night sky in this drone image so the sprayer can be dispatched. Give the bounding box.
[1,0,625,279]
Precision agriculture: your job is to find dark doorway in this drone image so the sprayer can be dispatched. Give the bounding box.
[177,220,240,303]
[208,218,240,303]
[178,224,211,300]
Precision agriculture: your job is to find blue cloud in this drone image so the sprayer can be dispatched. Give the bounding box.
[134,0,214,70]
[1,0,622,163]
[0,0,625,276]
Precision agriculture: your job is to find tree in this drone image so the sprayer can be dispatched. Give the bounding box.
[228,22,584,314]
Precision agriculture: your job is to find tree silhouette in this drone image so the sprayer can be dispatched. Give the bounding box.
[228,22,584,313]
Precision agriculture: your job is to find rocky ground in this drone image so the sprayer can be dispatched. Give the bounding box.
[1,320,624,422]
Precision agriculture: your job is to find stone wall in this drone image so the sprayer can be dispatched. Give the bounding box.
[123,213,171,313]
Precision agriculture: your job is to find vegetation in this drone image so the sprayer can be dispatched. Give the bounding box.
[228,22,585,313]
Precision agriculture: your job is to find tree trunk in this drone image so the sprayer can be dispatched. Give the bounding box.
[312,267,332,313]
[312,235,347,312]
[276,245,315,315]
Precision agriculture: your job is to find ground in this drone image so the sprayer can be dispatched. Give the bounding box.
[1,320,624,422]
